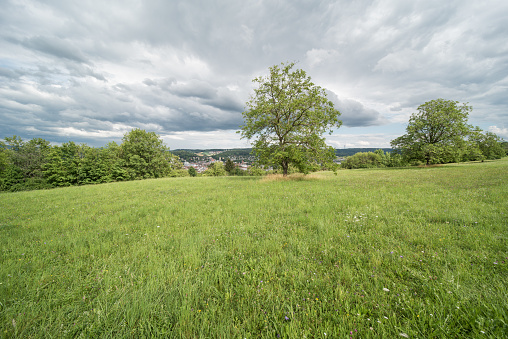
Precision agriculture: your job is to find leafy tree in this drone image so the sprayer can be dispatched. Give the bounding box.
[171,169,190,177]
[42,142,81,186]
[0,140,8,174]
[231,167,247,176]
[248,165,265,176]
[78,145,120,184]
[104,141,128,181]
[188,166,197,177]
[202,162,226,176]
[501,141,508,156]
[239,62,342,176]
[224,159,236,174]
[391,99,473,165]
[384,151,406,167]
[0,136,52,190]
[3,136,51,180]
[120,129,180,179]
[474,131,505,160]
[341,152,383,169]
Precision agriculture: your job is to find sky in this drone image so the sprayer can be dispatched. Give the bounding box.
[1,0,507,150]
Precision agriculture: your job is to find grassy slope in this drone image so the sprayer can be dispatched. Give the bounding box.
[1,160,507,338]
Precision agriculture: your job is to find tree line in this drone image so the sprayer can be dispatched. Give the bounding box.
[0,129,185,192]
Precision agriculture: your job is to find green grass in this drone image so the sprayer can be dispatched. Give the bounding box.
[1,160,507,338]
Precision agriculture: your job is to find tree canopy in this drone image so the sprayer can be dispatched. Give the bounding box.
[121,129,180,179]
[238,62,342,176]
[391,99,474,165]
[391,99,505,165]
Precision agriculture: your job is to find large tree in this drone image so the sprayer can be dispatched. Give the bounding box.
[238,62,342,176]
[120,129,181,179]
[391,99,473,165]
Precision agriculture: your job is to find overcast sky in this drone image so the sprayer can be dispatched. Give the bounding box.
[1,0,507,149]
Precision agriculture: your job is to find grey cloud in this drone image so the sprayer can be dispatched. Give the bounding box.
[169,80,217,100]
[0,66,22,79]
[203,94,244,113]
[21,36,88,64]
[65,63,107,81]
[143,79,157,86]
[326,91,387,127]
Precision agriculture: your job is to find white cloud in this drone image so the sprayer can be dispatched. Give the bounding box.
[326,132,398,149]
[488,126,508,139]
[306,49,337,67]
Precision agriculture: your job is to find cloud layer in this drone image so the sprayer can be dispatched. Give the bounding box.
[1,0,507,148]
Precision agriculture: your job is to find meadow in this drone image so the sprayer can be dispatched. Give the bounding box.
[1,159,507,338]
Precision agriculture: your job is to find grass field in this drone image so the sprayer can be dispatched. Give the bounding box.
[1,159,507,338]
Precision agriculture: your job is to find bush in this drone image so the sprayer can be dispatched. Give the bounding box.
[341,152,383,169]
[248,165,265,176]
[202,162,227,176]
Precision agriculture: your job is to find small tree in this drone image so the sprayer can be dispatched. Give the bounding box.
[248,165,265,176]
[202,162,226,176]
[188,166,197,177]
[341,152,383,169]
[391,99,472,165]
[239,62,342,176]
[120,129,181,179]
[224,158,236,174]
[474,131,505,160]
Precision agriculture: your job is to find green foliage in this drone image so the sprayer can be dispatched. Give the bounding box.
[0,130,183,191]
[341,150,407,169]
[335,148,393,157]
[466,129,506,160]
[0,136,52,191]
[43,142,82,186]
[0,140,9,174]
[383,151,406,167]
[231,167,248,176]
[103,141,129,181]
[391,99,473,165]
[0,164,24,191]
[239,62,342,175]
[171,169,190,177]
[120,129,179,179]
[202,162,227,176]
[224,158,236,174]
[390,100,505,165]
[501,141,508,155]
[248,165,265,176]
[341,151,383,169]
[188,166,197,177]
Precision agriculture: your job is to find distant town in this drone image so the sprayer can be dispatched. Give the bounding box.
[170,148,392,173]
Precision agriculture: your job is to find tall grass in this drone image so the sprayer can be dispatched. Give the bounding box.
[1,160,507,337]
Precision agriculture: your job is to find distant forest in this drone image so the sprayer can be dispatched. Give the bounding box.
[170,148,394,161]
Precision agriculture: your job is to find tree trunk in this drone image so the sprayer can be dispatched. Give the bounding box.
[282,161,289,176]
